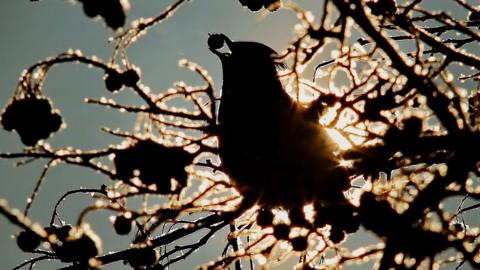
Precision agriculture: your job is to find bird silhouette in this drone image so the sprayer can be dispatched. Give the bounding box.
[209,34,350,208]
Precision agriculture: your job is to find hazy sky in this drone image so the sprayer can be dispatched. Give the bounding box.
[0,1,476,270]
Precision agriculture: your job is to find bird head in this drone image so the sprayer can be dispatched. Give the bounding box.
[208,33,285,79]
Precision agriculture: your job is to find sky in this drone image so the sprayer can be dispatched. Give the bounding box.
[0,1,477,270]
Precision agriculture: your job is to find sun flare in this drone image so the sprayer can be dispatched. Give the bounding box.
[325,128,352,150]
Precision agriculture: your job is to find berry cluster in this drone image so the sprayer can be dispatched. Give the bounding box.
[113,139,195,194]
[104,68,140,92]
[359,193,451,261]
[365,0,397,17]
[78,0,128,30]
[238,0,280,12]
[50,225,100,263]
[256,203,359,249]
[128,247,159,268]
[1,96,63,146]
[16,225,101,264]
[257,210,310,251]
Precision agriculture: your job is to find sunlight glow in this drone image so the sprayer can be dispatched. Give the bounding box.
[255,255,267,266]
[303,204,316,224]
[325,128,352,150]
[319,107,338,125]
[273,209,290,224]
[339,159,353,167]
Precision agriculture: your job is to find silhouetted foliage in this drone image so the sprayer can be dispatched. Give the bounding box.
[1,0,480,269]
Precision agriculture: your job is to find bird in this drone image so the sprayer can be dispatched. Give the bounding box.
[208,34,351,208]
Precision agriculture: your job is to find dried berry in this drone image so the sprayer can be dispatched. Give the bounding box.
[452,222,466,232]
[113,215,133,235]
[79,0,127,30]
[104,70,123,92]
[114,139,195,194]
[101,5,126,30]
[128,247,158,268]
[256,208,274,227]
[291,236,308,251]
[239,0,263,12]
[329,228,346,244]
[16,230,41,252]
[403,117,422,139]
[0,96,63,146]
[122,69,140,87]
[0,101,18,131]
[238,0,280,12]
[80,0,100,18]
[53,227,101,263]
[208,34,225,50]
[273,223,290,240]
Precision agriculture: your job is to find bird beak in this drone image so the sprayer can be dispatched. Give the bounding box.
[208,33,234,59]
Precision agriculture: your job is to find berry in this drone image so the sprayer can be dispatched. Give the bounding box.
[238,0,280,12]
[122,69,140,87]
[60,235,99,262]
[80,0,100,18]
[329,228,346,244]
[113,215,133,235]
[366,0,397,16]
[99,0,126,30]
[239,0,263,12]
[452,222,465,232]
[291,236,308,251]
[128,247,158,268]
[313,214,327,228]
[79,0,127,30]
[256,208,274,227]
[0,101,18,131]
[104,71,123,92]
[53,227,101,263]
[16,230,41,252]
[208,34,225,50]
[273,223,290,240]
[383,125,402,145]
[46,113,63,133]
[403,117,422,139]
